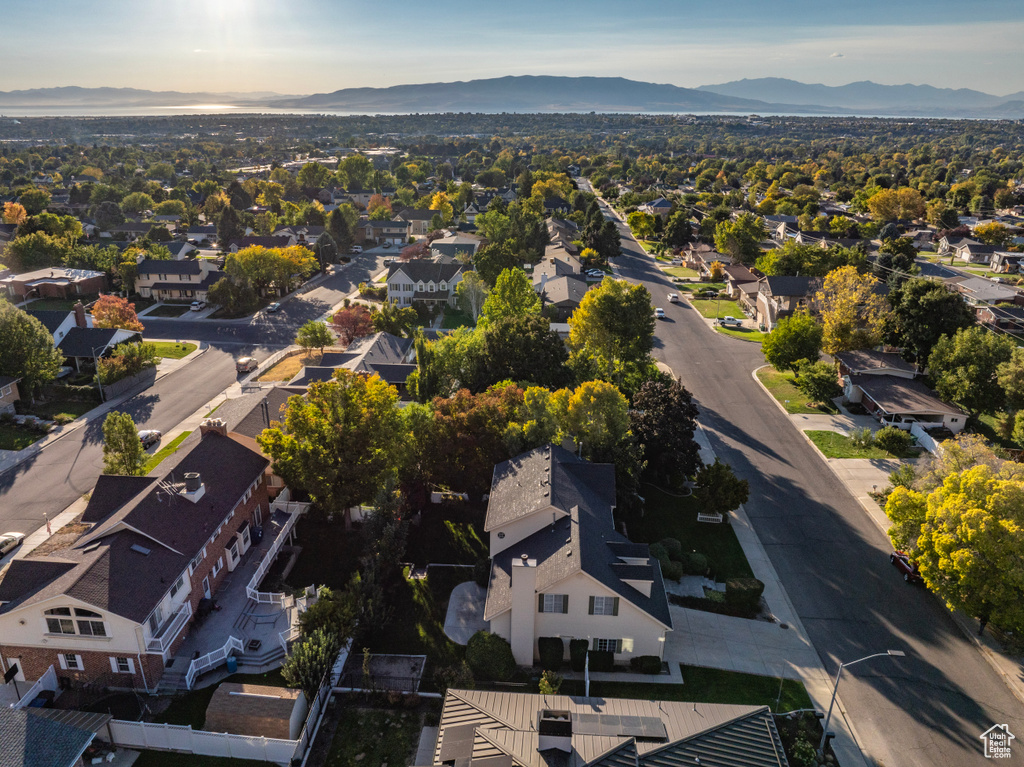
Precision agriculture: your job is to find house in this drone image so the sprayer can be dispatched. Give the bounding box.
[0,267,107,301]
[483,445,672,666]
[755,276,818,330]
[534,246,583,285]
[136,258,225,302]
[843,374,966,433]
[638,197,673,219]
[394,208,436,236]
[357,218,411,246]
[205,683,307,740]
[977,304,1024,332]
[431,689,789,767]
[721,264,761,298]
[149,214,182,232]
[27,303,140,371]
[0,424,271,691]
[990,250,1024,274]
[543,197,571,215]
[0,707,99,767]
[288,332,416,393]
[546,218,580,254]
[937,236,978,256]
[0,375,21,415]
[105,222,153,241]
[272,225,325,246]
[536,276,590,321]
[955,242,999,264]
[386,261,468,308]
[228,235,295,252]
[27,303,90,348]
[430,233,485,261]
[835,350,919,379]
[164,241,196,260]
[185,225,218,244]
[944,276,1021,309]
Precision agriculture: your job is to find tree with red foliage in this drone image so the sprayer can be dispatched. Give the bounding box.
[91,294,144,332]
[400,242,429,261]
[331,303,374,345]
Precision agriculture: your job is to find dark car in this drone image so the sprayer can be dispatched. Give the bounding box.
[138,429,162,449]
[890,551,923,583]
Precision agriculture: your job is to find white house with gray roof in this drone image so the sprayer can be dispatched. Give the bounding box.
[386,261,468,308]
[483,445,672,667]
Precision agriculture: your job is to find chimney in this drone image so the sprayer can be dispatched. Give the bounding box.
[538,710,572,753]
[200,418,227,438]
[73,301,87,329]
[182,472,206,503]
[510,554,537,667]
[560,436,576,453]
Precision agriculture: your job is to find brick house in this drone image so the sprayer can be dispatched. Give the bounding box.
[0,267,107,301]
[0,425,270,692]
[0,375,20,415]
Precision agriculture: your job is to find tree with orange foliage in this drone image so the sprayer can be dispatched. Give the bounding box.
[91,295,144,332]
[331,304,374,345]
[2,202,27,225]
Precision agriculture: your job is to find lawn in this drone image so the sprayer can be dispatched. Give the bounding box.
[405,508,487,568]
[148,341,198,359]
[715,325,766,343]
[974,413,1020,451]
[559,663,812,713]
[284,515,365,591]
[676,281,725,294]
[29,398,98,421]
[153,669,287,729]
[689,298,745,320]
[628,486,753,581]
[323,706,422,767]
[805,430,894,459]
[24,296,98,312]
[664,266,701,280]
[441,307,475,329]
[756,368,837,415]
[0,424,44,451]
[257,352,321,382]
[144,304,191,318]
[143,431,191,474]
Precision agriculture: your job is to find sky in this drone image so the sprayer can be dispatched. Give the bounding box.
[4,0,1024,96]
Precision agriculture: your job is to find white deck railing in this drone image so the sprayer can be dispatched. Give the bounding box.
[185,635,243,690]
[147,601,193,654]
[245,502,308,605]
[278,625,302,654]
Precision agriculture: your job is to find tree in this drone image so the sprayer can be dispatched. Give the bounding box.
[549,380,629,459]
[883,278,976,363]
[313,231,338,267]
[298,586,357,641]
[664,210,692,247]
[370,300,417,337]
[973,222,1012,247]
[568,278,655,384]
[153,199,187,217]
[282,627,341,701]
[91,295,144,332]
[885,464,1024,634]
[18,188,50,215]
[694,459,749,517]
[708,261,724,281]
[997,348,1024,413]
[297,162,331,190]
[102,411,145,476]
[207,276,257,316]
[473,242,520,287]
[456,271,488,322]
[928,326,1016,416]
[2,201,27,225]
[762,313,822,372]
[0,300,63,399]
[630,377,701,479]
[713,213,765,263]
[296,320,336,354]
[326,208,354,253]
[627,211,655,240]
[217,205,243,246]
[3,231,67,271]
[466,631,516,681]
[874,237,918,280]
[479,268,539,327]
[257,369,403,523]
[481,315,572,390]
[794,359,840,405]
[815,266,887,354]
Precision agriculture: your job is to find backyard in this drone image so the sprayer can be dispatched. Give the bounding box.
[756,367,837,415]
[151,669,287,730]
[257,351,323,382]
[322,704,423,767]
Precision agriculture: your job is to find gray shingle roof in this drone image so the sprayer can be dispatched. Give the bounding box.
[388,261,466,284]
[137,258,202,276]
[850,373,965,417]
[26,309,70,334]
[0,708,95,767]
[763,275,812,297]
[834,350,918,376]
[57,327,126,359]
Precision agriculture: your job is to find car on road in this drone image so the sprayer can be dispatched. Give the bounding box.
[654,307,666,319]
[718,316,743,327]
[383,258,395,265]
[235,357,259,374]
[0,532,25,557]
[190,300,206,312]
[890,551,923,583]
[138,429,162,449]
[350,245,363,254]
[668,293,679,303]
[266,302,281,313]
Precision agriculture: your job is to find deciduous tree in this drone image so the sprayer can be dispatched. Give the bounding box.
[694,459,749,517]
[481,315,571,390]
[815,266,887,354]
[762,312,822,372]
[629,377,701,479]
[928,326,1016,416]
[0,299,63,398]
[370,300,417,338]
[102,411,145,476]
[713,213,765,263]
[882,278,976,363]
[794,359,840,405]
[479,268,539,327]
[456,271,488,322]
[91,295,144,332]
[568,278,655,384]
[296,319,336,354]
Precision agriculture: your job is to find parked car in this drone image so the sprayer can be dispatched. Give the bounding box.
[586,269,604,277]
[654,308,666,319]
[719,316,743,327]
[671,258,683,265]
[0,532,25,557]
[350,245,363,254]
[190,300,206,312]
[236,357,259,374]
[382,242,392,249]
[383,258,395,265]
[890,551,923,584]
[266,302,281,313]
[668,293,679,303]
[138,430,162,449]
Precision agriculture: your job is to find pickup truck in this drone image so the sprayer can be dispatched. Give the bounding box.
[718,316,743,327]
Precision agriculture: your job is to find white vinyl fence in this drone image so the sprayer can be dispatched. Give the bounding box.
[108,720,299,765]
[11,665,57,708]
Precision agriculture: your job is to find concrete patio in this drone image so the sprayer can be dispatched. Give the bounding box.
[443,582,488,644]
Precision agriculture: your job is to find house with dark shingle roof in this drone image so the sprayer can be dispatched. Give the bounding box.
[387,261,468,308]
[0,425,270,692]
[0,707,98,767]
[484,445,671,666]
[288,332,416,392]
[135,258,225,302]
[755,275,820,330]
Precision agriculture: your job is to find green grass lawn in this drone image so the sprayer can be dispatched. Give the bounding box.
[405,509,487,568]
[715,326,765,343]
[676,281,725,294]
[142,304,191,318]
[148,341,198,359]
[23,296,98,312]
[441,307,475,329]
[756,368,837,415]
[664,266,701,280]
[975,413,1020,451]
[804,430,893,459]
[0,424,44,451]
[143,431,191,474]
[153,669,287,729]
[29,398,97,421]
[324,706,422,767]
[628,486,753,581]
[560,664,812,713]
[690,298,745,320]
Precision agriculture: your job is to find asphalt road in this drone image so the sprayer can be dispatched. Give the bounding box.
[0,247,394,536]
[603,200,1023,766]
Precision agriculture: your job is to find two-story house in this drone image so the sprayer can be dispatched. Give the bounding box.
[754,275,819,330]
[393,208,435,237]
[386,261,468,308]
[0,425,270,692]
[357,219,411,246]
[135,258,225,302]
[483,445,672,667]
[638,197,673,220]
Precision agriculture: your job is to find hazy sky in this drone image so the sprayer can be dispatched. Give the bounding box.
[4,0,1023,95]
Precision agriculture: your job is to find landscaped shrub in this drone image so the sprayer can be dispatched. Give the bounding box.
[433,660,475,693]
[849,427,874,448]
[657,537,683,560]
[538,670,562,695]
[538,637,564,671]
[44,384,101,402]
[569,639,589,672]
[649,542,669,562]
[473,559,490,588]
[466,631,516,681]
[661,559,684,581]
[681,551,709,576]
[725,578,765,611]
[629,655,663,674]
[587,650,614,672]
[874,426,912,455]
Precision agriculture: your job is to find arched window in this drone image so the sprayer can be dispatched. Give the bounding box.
[44,607,106,637]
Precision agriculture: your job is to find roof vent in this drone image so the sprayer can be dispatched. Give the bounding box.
[184,472,202,492]
[538,710,572,753]
[130,544,151,556]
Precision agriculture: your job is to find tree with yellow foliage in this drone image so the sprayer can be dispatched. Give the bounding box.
[429,191,453,225]
[815,266,886,354]
[3,201,28,225]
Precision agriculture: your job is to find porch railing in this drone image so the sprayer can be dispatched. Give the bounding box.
[146,601,193,654]
[185,635,244,690]
[246,502,308,604]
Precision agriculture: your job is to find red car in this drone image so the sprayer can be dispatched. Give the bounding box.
[890,551,923,584]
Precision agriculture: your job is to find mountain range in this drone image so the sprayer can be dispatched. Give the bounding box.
[1,76,1022,118]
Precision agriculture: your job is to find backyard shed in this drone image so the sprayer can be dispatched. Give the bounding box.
[204,683,307,740]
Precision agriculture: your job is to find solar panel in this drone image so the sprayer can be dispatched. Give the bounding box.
[439,724,477,762]
[574,713,667,739]
[130,544,151,555]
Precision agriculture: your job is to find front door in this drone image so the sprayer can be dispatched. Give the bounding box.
[202,576,211,600]
[254,506,262,527]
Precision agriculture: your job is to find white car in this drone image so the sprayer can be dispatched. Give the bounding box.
[190,300,206,312]
[668,293,679,303]
[0,532,25,557]
[719,316,743,327]
[654,308,666,319]
[586,269,604,277]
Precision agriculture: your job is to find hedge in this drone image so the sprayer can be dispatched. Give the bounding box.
[725,578,765,611]
[466,631,516,681]
[538,637,564,672]
[629,655,663,674]
[569,639,589,672]
[587,650,614,673]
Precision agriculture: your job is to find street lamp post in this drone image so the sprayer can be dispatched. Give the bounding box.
[92,344,108,402]
[819,650,905,754]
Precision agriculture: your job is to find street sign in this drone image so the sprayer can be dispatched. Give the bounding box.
[3,663,19,684]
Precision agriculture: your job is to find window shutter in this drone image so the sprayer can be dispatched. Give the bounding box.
[616,640,623,653]
[58,654,67,670]
[75,655,83,670]
[126,658,135,674]
[538,594,545,613]
[109,657,118,673]
[612,598,619,616]
[561,595,568,614]
[588,596,596,615]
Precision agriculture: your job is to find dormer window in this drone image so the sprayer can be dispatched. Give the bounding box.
[440,282,447,290]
